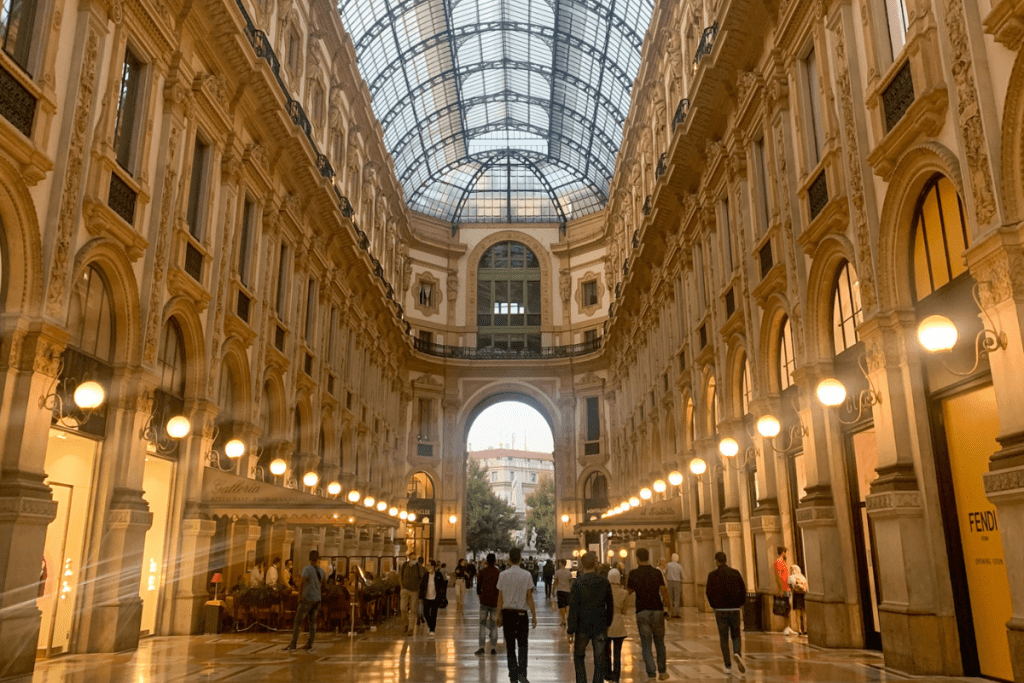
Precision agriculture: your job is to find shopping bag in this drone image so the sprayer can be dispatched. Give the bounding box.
[772,594,791,617]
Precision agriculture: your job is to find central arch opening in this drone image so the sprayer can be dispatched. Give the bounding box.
[465,399,556,558]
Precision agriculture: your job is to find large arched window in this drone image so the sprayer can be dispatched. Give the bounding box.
[739,355,752,417]
[912,175,971,302]
[583,471,609,508]
[476,241,542,351]
[778,315,797,391]
[684,398,695,451]
[832,260,864,355]
[67,265,115,362]
[407,472,434,499]
[154,319,186,457]
[705,375,719,435]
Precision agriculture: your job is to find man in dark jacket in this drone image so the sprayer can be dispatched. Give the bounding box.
[705,551,747,674]
[399,553,425,635]
[476,553,501,655]
[567,552,614,683]
[542,559,555,599]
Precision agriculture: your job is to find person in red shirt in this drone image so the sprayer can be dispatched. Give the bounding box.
[475,553,501,655]
[773,547,796,635]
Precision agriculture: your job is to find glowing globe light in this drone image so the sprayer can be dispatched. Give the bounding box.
[607,549,615,558]
[269,458,287,476]
[619,549,628,558]
[816,378,848,407]
[165,415,191,439]
[668,470,684,486]
[74,381,105,410]
[363,496,375,508]
[327,481,342,496]
[689,458,708,476]
[407,513,416,522]
[399,511,408,520]
[757,414,781,438]
[347,490,361,503]
[640,487,652,500]
[447,514,457,524]
[376,500,388,512]
[560,514,570,523]
[653,479,667,494]
[303,471,319,488]
[389,507,399,517]
[421,516,430,525]
[718,437,740,457]
[629,496,640,508]
[918,314,958,353]
[224,438,246,458]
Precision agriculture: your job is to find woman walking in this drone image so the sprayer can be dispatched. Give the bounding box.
[419,559,447,636]
[454,559,471,613]
[553,558,574,627]
[604,568,633,683]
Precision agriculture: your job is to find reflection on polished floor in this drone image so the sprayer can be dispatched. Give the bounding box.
[33,592,985,683]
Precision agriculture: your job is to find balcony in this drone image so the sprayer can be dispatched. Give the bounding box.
[413,336,602,360]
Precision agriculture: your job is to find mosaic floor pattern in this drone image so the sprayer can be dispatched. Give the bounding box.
[32,590,987,683]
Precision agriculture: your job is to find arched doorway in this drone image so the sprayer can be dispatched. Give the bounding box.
[466,400,555,558]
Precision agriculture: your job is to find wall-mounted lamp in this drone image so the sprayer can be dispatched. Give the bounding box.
[717,437,757,470]
[269,458,287,478]
[689,457,708,476]
[142,409,191,456]
[754,413,807,454]
[560,514,570,524]
[628,496,640,508]
[407,512,417,522]
[347,489,362,504]
[448,514,458,524]
[40,356,106,429]
[377,500,388,512]
[917,285,1008,375]
[389,507,399,517]
[653,479,667,494]
[303,471,320,490]
[618,548,628,558]
[816,353,882,425]
[363,496,376,508]
[639,487,652,500]
[399,510,409,520]
[327,481,342,496]
[668,470,684,486]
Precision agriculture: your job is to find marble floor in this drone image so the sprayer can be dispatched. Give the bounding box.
[33,592,986,683]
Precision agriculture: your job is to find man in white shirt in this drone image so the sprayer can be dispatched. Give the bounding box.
[266,557,281,588]
[665,553,684,618]
[496,548,537,683]
[249,560,265,587]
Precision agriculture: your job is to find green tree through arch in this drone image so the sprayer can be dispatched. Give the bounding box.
[465,460,521,558]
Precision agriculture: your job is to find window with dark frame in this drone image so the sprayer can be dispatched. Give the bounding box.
[419,281,433,307]
[832,260,864,355]
[185,137,209,239]
[238,198,255,287]
[0,0,39,70]
[779,315,797,390]
[114,47,144,172]
[583,279,598,307]
[275,243,289,318]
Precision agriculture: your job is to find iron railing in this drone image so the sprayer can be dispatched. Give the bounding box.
[0,62,36,137]
[882,60,914,132]
[413,336,602,359]
[693,22,719,69]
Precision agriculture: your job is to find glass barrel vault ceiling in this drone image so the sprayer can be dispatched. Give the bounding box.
[339,0,655,224]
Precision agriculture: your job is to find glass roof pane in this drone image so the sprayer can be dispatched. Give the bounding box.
[339,0,654,222]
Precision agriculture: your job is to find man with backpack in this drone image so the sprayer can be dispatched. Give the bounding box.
[399,553,425,635]
[285,550,324,651]
[705,551,747,674]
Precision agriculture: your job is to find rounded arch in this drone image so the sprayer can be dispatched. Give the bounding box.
[406,470,437,499]
[466,230,554,334]
[293,392,314,454]
[259,369,287,444]
[877,143,966,311]
[679,388,695,452]
[756,293,795,395]
[218,337,252,421]
[805,234,860,361]
[70,238,143,365]
[0,154,43,316]
[162,296,207,400]
[460,385,560,444]
[699,366,719,438]
[722,333,750,420]
[1001,45,1024,224]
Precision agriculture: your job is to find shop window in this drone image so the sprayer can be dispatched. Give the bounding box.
[778,315,796,390]
[113,47,145,173]
[911,175,971,302]
[67,265,115,362]
[832,260,864,355]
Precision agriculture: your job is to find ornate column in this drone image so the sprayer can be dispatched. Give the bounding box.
[556,395,579,557]
[971,233,1024,682]
[169,516,216,635]
[0,325,64,678]
[80,370,153,654]
[435,397,462,568]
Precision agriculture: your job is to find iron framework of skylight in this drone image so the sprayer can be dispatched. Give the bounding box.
[339,0,654,224]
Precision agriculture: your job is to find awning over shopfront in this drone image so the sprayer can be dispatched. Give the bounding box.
[574,495,685,535]
[201,468,398,527]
